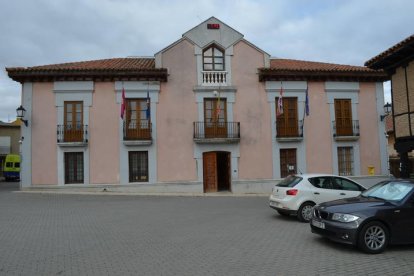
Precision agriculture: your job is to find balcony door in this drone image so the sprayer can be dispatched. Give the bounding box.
[204,98,227,138]
[64,101,83,142]
[276,97,298,137]
[335,99,352,136]
[125,99,150,140]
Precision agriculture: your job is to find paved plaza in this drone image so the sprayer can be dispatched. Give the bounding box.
[0,181,413,276]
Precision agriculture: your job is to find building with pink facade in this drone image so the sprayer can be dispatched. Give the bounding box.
[7,17,389,193]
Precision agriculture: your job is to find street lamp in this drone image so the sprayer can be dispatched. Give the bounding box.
[380,102,392,121]
[16,105,28,126]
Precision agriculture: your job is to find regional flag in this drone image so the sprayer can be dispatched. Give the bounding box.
[146,91,151,120]
[277,84,284,117]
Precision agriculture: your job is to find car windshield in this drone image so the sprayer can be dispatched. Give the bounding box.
[361,181,414,201]
[276,175,302,187]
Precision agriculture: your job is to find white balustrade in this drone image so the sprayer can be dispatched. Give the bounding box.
[201,71,228,86]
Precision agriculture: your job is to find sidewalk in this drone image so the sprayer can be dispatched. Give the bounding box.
[16,180,274,196]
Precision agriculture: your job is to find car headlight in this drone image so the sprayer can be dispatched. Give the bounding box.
[332,213,359,223]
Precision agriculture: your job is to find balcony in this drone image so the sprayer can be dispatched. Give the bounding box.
[333,120,360,141]
[57,124,88,146]
[193,121,240,143]
[201,71,228,86]
[123,121,152,146]
[276,120,304,142]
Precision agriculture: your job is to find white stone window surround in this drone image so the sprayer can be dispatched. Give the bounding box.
[265,81,308,178]
[195,44,233,86]
[325,82,359,127]
[193,86,236,124]
[333,143,360,176]
[54,81,93,127]
[58,147,89,186]
[193,86,239,182]
[115,81,160,185]
[325,82,361,176]
[193,143,240,183]
[54,81,93,186]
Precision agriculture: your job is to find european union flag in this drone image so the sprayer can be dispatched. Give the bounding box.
[146,91,150,120]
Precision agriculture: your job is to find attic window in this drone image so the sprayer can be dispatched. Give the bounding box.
[203,45,224,71]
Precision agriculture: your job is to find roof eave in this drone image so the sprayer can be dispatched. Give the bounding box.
[365,35,414,70]
[258,69,389,82]
[7,69,169,83]
[365,48,414,71]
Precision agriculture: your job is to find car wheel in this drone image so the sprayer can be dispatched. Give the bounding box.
[358,221,389,254]
[297,202,315,222]
[277,210,290,217]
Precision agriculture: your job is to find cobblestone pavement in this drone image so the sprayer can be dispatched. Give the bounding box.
[0,182,414,276]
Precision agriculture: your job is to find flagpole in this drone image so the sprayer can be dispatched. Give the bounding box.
[146,81,151,121]
[120,81,126,119]
[303,90,306,122]
[302,85,309,136]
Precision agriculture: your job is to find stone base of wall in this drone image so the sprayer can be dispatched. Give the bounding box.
[21,175,392,195]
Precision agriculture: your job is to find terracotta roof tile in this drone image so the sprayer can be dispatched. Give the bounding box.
[259,58,388,82]
[8,57,156,72]
[6,58,167,83]
[269,58,376,72]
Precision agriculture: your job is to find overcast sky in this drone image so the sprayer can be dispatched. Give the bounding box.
[1,0,413,122]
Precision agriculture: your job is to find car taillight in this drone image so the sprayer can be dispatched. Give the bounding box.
[286,189,298,196]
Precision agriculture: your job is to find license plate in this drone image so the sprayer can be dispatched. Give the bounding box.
[312,219,325,229]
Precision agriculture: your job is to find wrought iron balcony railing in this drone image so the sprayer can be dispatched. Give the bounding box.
[57,124,88,143]
[276,120,304,138]
[333,120,360,137]
[201,71,228,86]
[123,121,152,140]
[193,121,240,141]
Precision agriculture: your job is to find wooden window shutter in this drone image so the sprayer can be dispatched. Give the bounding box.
[334,99,352,136]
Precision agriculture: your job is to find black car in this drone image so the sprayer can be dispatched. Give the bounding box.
[310,180,414,254]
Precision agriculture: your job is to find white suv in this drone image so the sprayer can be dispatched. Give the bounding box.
[269,174,365,222]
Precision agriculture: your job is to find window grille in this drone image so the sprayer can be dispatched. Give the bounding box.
[129,151,149,182]
[280,148,297,178]
[64,152,84,184]
[338,147,354,176]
